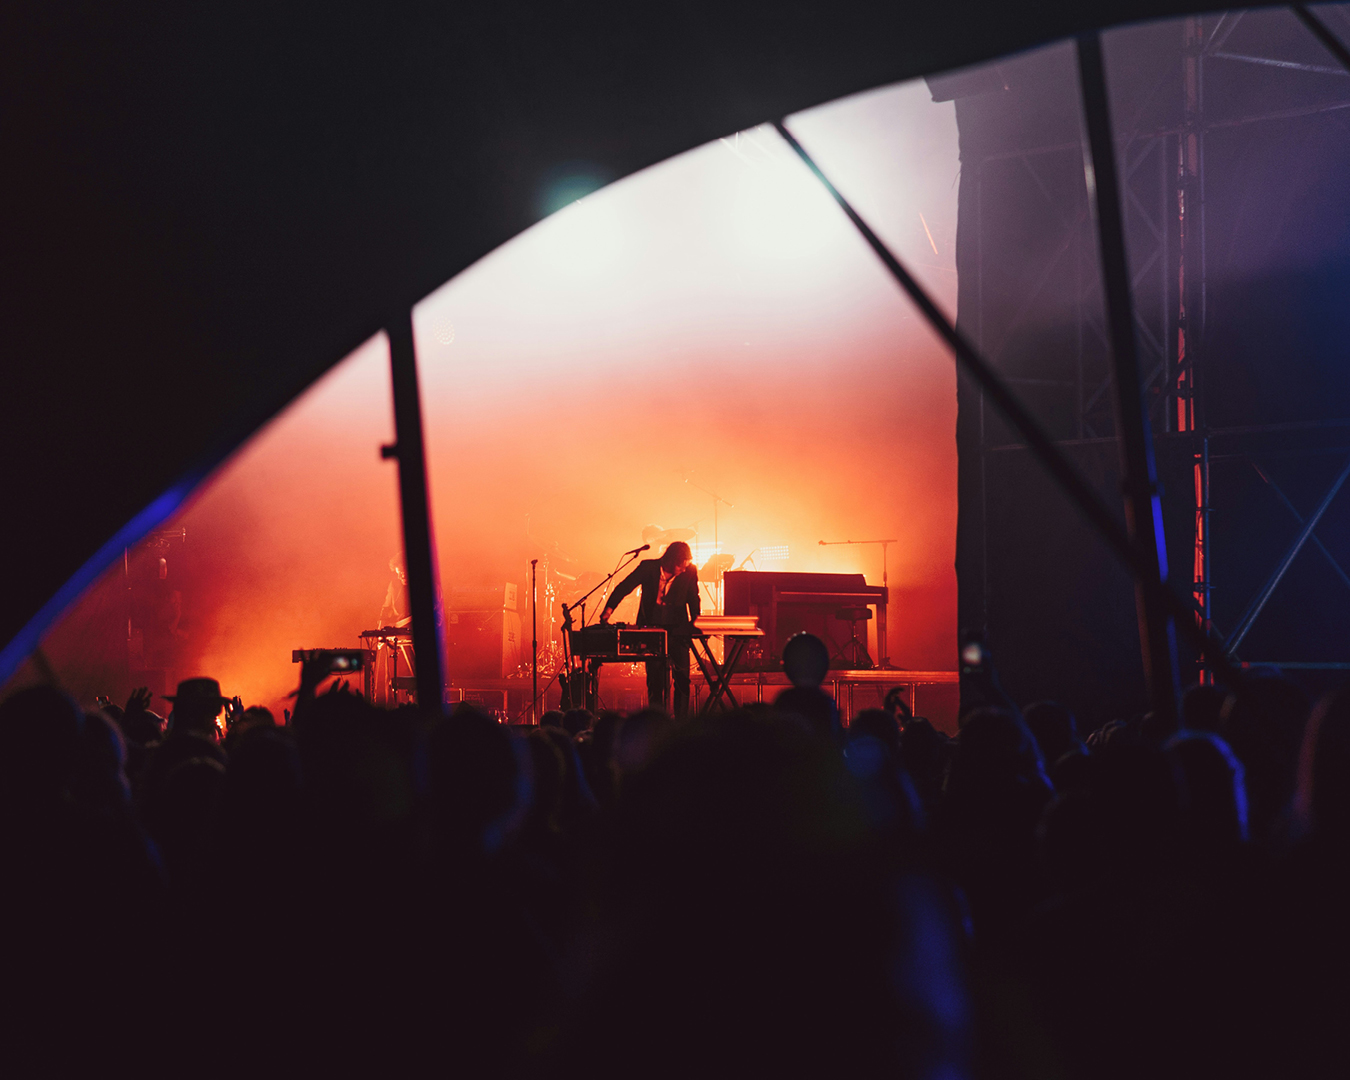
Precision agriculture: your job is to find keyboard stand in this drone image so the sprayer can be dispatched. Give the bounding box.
[692,634,755,717]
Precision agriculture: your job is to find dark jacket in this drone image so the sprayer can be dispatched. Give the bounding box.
[606,559,700,630]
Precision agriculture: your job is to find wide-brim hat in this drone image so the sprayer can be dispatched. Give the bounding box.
[163,677,229,705]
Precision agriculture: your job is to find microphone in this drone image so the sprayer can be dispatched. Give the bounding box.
[623,543,651,556]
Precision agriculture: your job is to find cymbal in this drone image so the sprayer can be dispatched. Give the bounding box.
[653,527,696,543]
[561,570,604,603]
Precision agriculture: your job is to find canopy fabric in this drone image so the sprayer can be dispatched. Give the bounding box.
[2,0,1245,669]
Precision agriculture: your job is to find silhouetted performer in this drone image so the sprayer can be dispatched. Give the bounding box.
[601,541,699,716]
[378,554,408,627]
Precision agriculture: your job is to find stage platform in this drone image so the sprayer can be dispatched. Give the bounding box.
[446,668,960,732]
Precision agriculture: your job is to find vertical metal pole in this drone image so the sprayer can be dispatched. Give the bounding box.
[1199,435,1212,680]
[124,547,132,661]
[880,540,889,668]
[1196,24,1213,682]
[531,558,539,724]
[1076,32,1181,721]
[1160,133,1171,435]
[386,312,447,714]
[1177,16,1212,682]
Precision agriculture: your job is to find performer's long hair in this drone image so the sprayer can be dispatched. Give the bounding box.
[660,541,692,571]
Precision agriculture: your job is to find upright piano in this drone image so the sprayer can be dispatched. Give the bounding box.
[723,570,888,670]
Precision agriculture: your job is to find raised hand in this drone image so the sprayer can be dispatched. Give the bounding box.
[292,654,334,721]
[125,686,153,715]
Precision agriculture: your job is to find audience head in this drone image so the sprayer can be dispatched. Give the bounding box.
[562,709,593,737]
[429,705,528,856]
[1182,682,1227,733]
[1023,700,1081,767]
[72,710,131,810]
[1167,730,1248,848]
[1296,682,1350,841]
[849,707,901,757]
[146,756,227,872]
[584,711,625,809]
[541,724,598,826]
[525,729,566,835]
[898,717,950,805]
[224,705,276,755]
[1140,708,1180,748]
[1219,671,1310,840]
[782,632,830,689]
[0,685,84,798]
[539,710,565,729]
[945,707,1048,802]
[221,727,304,832]
[297,689,414,833]
[1091,740,1185,870]
[614,708,675,776]
[592,710,624,757]
[164,677,228,738]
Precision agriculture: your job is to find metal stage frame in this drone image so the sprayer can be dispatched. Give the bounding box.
[967,10,1350,683]
[441,669,961,727]
[703,669,960,724]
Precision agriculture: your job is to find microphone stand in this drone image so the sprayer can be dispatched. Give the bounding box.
[560,548,645,634]
[530,559,539,725]
[685,477,733,613]
[559,547,645,712]
[818,538,898,668]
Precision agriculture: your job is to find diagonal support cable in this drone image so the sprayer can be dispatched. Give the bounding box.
[1292,5,1350,74]
[772,118,1239,693]
[1251,460,1350,594]
[1076,30,1180,720]
[1227,455,1350,654]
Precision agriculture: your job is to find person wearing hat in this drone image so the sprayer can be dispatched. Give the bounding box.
[163,677,230,737]
[143,677,229,794]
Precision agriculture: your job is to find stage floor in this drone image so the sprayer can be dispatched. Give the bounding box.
[448,668,960,732]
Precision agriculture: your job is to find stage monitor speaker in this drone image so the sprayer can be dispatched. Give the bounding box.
[446,608,523,679]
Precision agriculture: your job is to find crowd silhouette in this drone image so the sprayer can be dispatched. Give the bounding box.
[1,638,1346,1077]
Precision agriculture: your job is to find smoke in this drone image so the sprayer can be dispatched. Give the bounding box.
[23,78,961,718]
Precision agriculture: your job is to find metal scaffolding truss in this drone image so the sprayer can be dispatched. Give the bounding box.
[973,7,1350,682]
